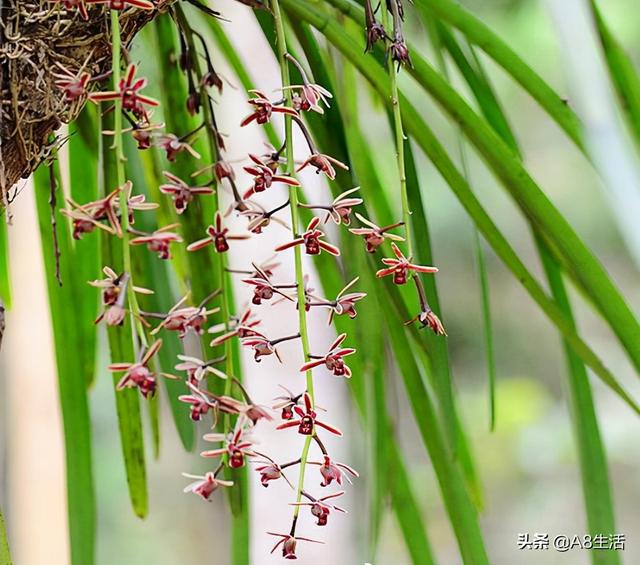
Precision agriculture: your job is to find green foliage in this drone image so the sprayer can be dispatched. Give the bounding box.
[17,1,640,564]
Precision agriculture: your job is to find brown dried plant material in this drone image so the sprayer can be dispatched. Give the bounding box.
[0,0,171,198]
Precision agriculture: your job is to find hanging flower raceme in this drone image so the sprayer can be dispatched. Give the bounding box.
[300,333,356,378]
[299,187,362,226]
[376,242,438,285]
[187,211,249,253]
[268,533,323,560]
[291,491,347,526]
[209,308,261,347]
[275,217,340,257]
[149,294,220,338]
[89,64,158,119]
[182,472,233,501]
[108,339,176,398]
[296,153,348,181]
[240,90,299,127]
[130,224,183,260]
[202,421,256,469]
[348,212,405,253]
[243,154,300,199]
[276,393,342,436]
[159,171,214,214]
[155,133,201,162]
[309,455,359,487]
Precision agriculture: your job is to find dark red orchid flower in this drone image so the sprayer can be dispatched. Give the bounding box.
[150,294,219,339]
[348,212,405,253]
[108,339,176,398]
[268,533,323,560]
[182,472,233,501]
[300,333,356,378]
[89,266,152,308]
[240,89,299,127]
[89,64,158,119]
[209,308,261,347]
[179,382,217,422]
[276,393,342,436]
[296,153,348,180]
[202,423,256,469]
[254,460,283,488]
[291,491,346,526]
[159,171,214,214]
[187,211,249,253]
[376,242,438,285]
[309,455,359,487]
[54,69,90,101]
[130,224,183,260]
[155,134,201,162]
[243,153,300,198]
[275,217,340,257]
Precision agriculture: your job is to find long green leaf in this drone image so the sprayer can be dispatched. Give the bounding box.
[0,507,11,565]
[589,0,640,147]
[428,16,620,560]
[282,0,640,415]
[324,0,640,382]
[34,163,96,565]
[418,0,586,153]
[386,314,489,563]
[538,238,619,565]
[0,213,10,308]
[69,106,101,386]
[100,103,148,519]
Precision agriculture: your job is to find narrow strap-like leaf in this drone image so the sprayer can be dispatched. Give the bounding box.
[429,13,620,557]
[537,237,619,565]
[69,106,101,386]
[0,506,12,565]
[282,0,640,415]
[34,163,96,565]
[100,102,148,519]
[589,0,640,148]
[0,213,11,308]
[321,0,640,383]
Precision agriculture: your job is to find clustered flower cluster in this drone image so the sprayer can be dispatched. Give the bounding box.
[58,0,443,560]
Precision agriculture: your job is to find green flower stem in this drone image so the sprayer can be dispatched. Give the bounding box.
[110,10,146,348]
[380,4,413,256]
[271,0,315,526]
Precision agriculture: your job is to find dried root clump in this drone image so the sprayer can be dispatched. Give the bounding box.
[0,0,169,198]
